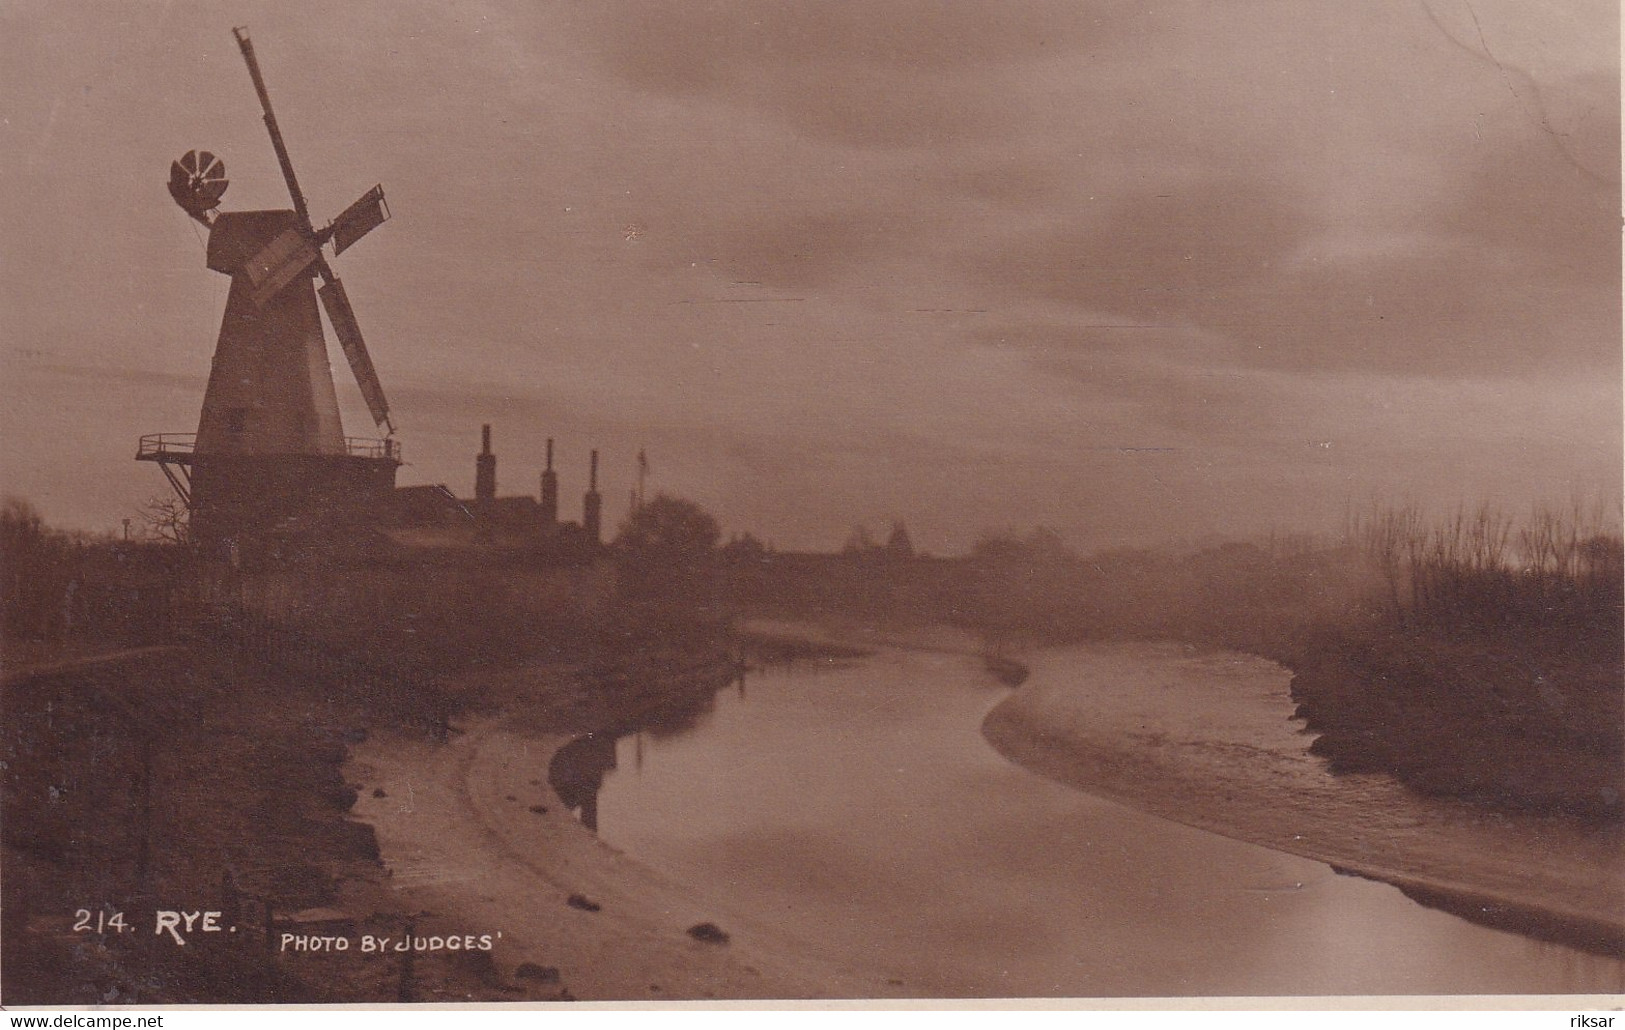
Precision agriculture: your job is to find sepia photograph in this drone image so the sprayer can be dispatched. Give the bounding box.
[1,0,1620,1010]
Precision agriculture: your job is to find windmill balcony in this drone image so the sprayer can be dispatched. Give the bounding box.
[138,433,401,464]
[135,433,199,462]
[343,436,403,462]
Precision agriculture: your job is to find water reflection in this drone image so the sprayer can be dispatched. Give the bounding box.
[547,733,617,831]
[549,660,747,829]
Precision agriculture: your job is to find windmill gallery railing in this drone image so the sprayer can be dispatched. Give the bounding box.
[137,434,401,463]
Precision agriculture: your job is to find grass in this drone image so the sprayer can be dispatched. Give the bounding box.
[1301,500,1624,821]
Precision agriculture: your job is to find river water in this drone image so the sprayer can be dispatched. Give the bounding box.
[591,642,1622,997]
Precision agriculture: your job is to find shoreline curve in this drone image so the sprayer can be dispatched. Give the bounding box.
[981,653,1625,958]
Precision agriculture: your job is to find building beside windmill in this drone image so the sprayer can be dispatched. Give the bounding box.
[387,426,605,557]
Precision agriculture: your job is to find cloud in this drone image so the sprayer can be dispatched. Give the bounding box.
[654,209,920,291]
[561,1,1138,147]
[970,174,1310,332]
[570,1,1124,81]
[963,103,1619,381]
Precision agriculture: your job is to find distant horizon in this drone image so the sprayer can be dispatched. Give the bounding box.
[9,467,1620,565]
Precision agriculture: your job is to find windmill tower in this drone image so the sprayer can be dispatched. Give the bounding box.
[139,28,399,552]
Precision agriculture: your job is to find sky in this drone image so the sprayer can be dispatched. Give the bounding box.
[2,0,1619,553]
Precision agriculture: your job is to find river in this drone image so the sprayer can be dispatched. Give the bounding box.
[588,640,1623,997]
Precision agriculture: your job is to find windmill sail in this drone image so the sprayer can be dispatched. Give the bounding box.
[234,27,313,227]
[245,226,321,306]
[319,278,392,430]
[232,28,395,435]
[330,185,389,256]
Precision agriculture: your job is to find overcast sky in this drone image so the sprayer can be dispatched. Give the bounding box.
[2,0,1619,552]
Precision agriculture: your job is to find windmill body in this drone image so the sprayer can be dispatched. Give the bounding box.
[139,30,399,555]
[199,209,347,458]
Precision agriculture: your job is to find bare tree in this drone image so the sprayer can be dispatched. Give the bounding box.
[1356,503,1417,628]
[139,496,190,546]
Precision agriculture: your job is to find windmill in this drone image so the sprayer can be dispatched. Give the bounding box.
[139,27,400,551]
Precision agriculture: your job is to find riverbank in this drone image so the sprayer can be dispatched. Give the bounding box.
[0,621,907,1004]
[983,642,1625,958]
[1287,629,1623,823]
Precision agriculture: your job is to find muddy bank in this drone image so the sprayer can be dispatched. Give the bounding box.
[1288,632,1623,823]
[982,642,1625,958]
